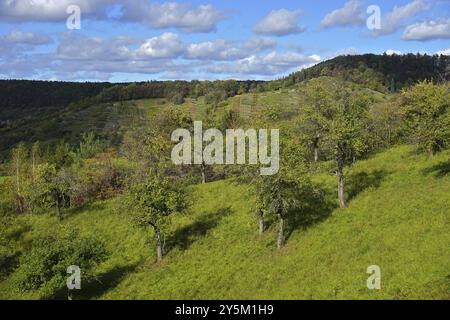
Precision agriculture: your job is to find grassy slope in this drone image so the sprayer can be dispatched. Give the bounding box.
[1,145,448,299]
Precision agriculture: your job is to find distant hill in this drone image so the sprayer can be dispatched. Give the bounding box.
[0,53,447,160]
[282,53,449,92]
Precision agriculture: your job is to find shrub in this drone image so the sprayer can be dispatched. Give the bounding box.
[11,228,108,299]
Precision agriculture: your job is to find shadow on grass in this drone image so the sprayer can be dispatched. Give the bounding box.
[421,160,450,178]
[6,222,31,242]
[346,170,389,201]
[52,263,139,300]
[0,252,21,280]
[167,207,232,252]
[285,186,337,241]
[62,201,107,220]
[284,170,388,242]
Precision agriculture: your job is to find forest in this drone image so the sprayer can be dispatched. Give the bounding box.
[0,54,449,300]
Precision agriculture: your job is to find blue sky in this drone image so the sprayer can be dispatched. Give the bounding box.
[0,0,448,82]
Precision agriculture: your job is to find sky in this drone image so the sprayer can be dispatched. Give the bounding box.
[0,0,449,82]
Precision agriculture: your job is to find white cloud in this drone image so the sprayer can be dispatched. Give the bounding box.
[0,0,114,21]
[56,34,135,61]
[385,49,402,55]
[253,9,305,36]
[4,29,50,45]
[208,51,321,76]
[120,2,224,33]
[320,0,364,28]
[137,32,185,59]
[186,40,245,61]
[0,1,224,33]
[435,48,450,56]
[149,3,223,33]
[402,19,450,41]
[373,0,428,36]
[244,37,277,52]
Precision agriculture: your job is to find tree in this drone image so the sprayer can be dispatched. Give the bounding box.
[29,142,41,212]
[301,79,369,208]
[129,175,187,262]
[78,132,104,160]
[297,79,334,162]
[249,126,311,247]
[11,227,108,300]
[8,143,29,213]
[401,81,450,157]
[326,88,369,208]
[52,140,73,170]
[34,163,74,222]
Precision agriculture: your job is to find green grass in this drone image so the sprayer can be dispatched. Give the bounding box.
[1,145,448,299]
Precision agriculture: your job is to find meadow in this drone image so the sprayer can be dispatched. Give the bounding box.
[1,145,448,299]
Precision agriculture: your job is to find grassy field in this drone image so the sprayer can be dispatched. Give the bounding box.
[1,145,448,299]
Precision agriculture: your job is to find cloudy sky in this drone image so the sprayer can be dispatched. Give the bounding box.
[0,0,449,82]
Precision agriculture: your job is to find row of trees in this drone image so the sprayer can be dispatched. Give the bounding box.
[244,79,449,250]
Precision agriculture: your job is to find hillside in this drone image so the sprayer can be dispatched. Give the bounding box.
[2,52,447,160]
[1,145,448,300]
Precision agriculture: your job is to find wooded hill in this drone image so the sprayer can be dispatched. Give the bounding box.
[0,53,448,161]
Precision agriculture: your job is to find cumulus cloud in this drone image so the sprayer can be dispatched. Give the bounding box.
[0,0,224,33]
[137,32,185,59]
[113,1,225,33]
[56,33,135,61]
[253,9,305,36]
[402,19,450,41]
[208,51,321,76]
[373,0,428,36]
[320,0,365,28]
[0,0,114,21]
[244,37,277,52]
[186,40,246,61]
[143,3,224,33]
[4,29,50,45]
[0,20,322,80]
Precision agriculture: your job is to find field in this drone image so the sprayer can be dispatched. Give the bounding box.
[1,145,448,299]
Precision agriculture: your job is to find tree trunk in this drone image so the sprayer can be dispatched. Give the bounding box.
[201,161,206,184]
[277,213,284,249]
[313,137,319,162]
[337,148,346,208]
[68,289,74,301]
[258,209,264,236]
[155,228,163,262]
[55,197,61,222]
[428,145,435,158]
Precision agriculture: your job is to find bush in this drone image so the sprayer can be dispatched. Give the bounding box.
[11,227,108,299]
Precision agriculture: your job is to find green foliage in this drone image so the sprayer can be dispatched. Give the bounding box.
[129,175,187,231]
[0,146,449,299]
[10,227,108,298]
[401,81,450,156]
[52,140,74,170]
[284,53,449,92]
[366,99,403,150]
[77,132,105,160]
